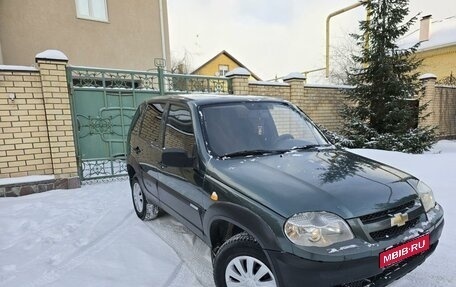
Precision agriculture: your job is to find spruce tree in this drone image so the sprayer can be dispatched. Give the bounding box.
[341,0,435,153]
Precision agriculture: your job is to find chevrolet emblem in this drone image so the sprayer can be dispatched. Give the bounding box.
[391,213,409,227]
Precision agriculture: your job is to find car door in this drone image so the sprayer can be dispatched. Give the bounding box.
[158,103,204,232]
[135,102,166,200]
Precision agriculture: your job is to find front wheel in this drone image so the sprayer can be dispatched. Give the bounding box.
[131,179,160,221]
[213,232,277,287]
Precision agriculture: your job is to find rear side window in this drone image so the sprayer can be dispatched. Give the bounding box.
[139,103,165,147]
[130,105,145,136]
[164,104,195,156]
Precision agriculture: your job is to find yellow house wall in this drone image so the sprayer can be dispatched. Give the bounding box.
[194,54,257,80]
[194,54,239,77]
[416,45,456,79]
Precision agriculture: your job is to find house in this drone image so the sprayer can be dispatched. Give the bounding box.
[0,0,170,70]
[400,15,456,81]
[191,50,262,81]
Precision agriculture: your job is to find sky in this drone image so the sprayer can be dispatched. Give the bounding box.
[167,0,456,81]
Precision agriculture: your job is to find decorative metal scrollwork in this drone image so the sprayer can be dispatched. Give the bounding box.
[71,70,103,88]
[88,117,112,135]
[70,67,161,91]
[163,73,230,94]
[81,159,127,179]
[436,72,456,86]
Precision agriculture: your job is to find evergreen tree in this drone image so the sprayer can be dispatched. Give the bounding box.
[341,0,435,153]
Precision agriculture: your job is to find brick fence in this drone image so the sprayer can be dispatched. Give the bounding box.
[227,68,456,137]
[0,50,79,195]
[418,74,456,138]
[228,69,350,131]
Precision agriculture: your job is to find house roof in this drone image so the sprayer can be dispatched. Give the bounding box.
[191,50,262,81]
[399,16,456,51]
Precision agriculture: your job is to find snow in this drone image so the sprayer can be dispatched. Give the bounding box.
[305,83,353,89]
[35,50,68,61]
[425,139,456,153]
[0,141,455,287]
[225,67,250,77]
[283,72,306,81]
[0,182,208,287]
[418,73,437,80]
[350,142,456,287]
[0,175,55,186]
[0,65,38,72]
[327,244,358,254]
[398,16,456,51]
[249,81,289,86]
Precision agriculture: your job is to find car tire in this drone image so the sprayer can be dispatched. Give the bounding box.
[213,232,277,287]
[131,178,160,221]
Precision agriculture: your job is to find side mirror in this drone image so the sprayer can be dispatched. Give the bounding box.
[162,148,193,168]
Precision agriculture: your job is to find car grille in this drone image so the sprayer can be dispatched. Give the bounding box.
[369,217,420,241]
[359,200,415,224]
[356,199,425,242]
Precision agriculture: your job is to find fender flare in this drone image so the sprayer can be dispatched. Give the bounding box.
[203,202,282,251]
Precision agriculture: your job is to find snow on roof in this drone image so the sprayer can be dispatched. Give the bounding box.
[35,49,68,61]
[0,65,38,72]
[399,16,456,51]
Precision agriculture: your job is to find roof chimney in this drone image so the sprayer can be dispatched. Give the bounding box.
[419,15,432,42]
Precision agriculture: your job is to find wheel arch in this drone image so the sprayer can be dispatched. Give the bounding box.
[203,202,282,252]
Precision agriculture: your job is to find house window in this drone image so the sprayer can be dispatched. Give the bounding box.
[218,65,229,77]
[75,0,108,22]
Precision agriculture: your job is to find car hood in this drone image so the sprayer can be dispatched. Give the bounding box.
[206,149,419,219]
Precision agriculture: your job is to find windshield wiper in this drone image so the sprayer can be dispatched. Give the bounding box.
[220,149,280,159]
[288,144,331,151]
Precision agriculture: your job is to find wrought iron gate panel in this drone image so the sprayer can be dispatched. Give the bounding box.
[68,67,162,180]
[68,66,232,180]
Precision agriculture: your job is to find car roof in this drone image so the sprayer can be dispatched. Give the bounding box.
[143,94,286,106]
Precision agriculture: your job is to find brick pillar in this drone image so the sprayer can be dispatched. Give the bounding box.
[283,72,306,104]
[35,50,80,188]
[226,67,250,95]
[418,73,437,132]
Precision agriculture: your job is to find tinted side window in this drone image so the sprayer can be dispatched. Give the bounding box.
[164,105,194,156]
[130,104,145,136]
[139,103,165,146]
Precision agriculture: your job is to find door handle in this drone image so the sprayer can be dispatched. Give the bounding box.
[133,146,142,154]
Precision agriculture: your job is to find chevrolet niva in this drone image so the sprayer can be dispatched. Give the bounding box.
[126,95,444,287]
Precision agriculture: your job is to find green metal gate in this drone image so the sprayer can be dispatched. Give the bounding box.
[67,66,232,180]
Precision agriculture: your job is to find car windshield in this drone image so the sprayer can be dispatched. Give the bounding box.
[199,101,329,158]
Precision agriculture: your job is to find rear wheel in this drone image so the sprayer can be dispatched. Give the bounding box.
[131,179,160,221]
[213,232,277,287]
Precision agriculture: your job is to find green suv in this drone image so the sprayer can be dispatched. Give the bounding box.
[126,95,444,287]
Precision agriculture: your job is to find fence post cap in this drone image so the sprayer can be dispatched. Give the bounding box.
[226,67,250,77]
[283,72,306,81]
[418,73,437,80]
[35,50,68,62]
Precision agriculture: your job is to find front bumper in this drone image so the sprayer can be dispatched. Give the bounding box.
[267,216,444,287]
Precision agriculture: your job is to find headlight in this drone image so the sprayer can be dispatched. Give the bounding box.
[284,212,354,247]
[416,181,436,212]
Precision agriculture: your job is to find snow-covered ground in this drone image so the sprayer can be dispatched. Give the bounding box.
[0,141,455,287]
